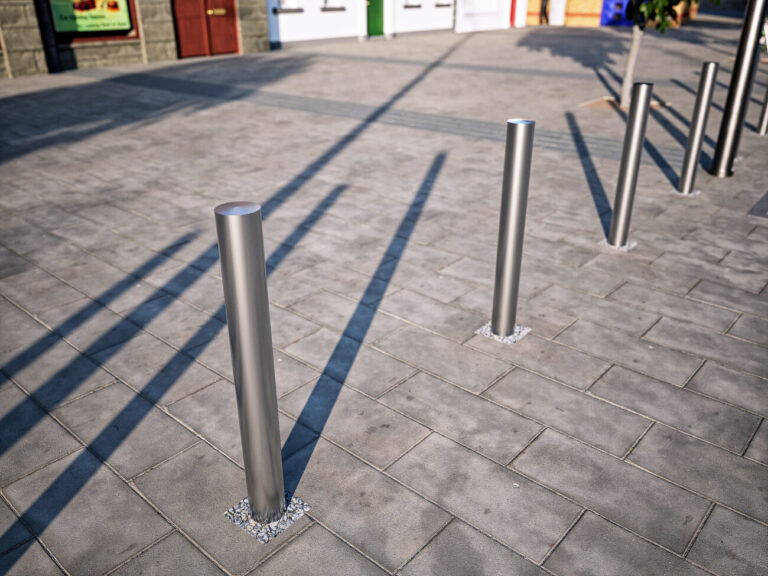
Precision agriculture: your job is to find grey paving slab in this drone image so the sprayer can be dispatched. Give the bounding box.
[688,279,768,319]
[381,289,486,342]
[645,317,768,379]
[651,252,768,294]
[591,366,760,453]
[111,531,226,576]
[687,362,768,417]
[135,442,309,575]
[53,382,198,479]
[530,284,659,335]
[0,299,51,357]
[0,268,84,315]
[556,320,701,386]
[582,253,701,295]
[0,382,82,487]
[0,247,32,280]
[400,519,547,576]
[512,429,711,553]
[388,433,581,563]
[269,304,322,349]
[467,333,611,390]
[279,378,429,468]
[628,425,768,524]
[377,325,510,393]
[688,506,768,576]
[381,371,542,464]
[282,436,451,572]
[608,282,739,331]
[0,539,64,576]
[248,524,385,576]
[728,313,768,347]
[544,512,710,576]
[387,261,476,304]
[283,327,415,397]
[0,499,32,556]
[4,449,171,576]
[484,368,648,456]
[745,419,768,465]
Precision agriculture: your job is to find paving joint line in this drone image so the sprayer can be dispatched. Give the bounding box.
[538,508,587,567]
[682,502,716,559]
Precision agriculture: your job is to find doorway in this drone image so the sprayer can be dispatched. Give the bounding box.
[367,0,384,36]
[173,0,238,58]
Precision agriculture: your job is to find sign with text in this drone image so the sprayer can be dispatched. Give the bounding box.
[50,0,132,33]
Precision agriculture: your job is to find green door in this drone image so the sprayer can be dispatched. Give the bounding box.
[367,0,384,36]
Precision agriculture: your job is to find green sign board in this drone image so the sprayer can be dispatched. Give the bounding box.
[50,0,132,33]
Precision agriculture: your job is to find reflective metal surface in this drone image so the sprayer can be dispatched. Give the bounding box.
[711,0,767,176]
[491,119,534,338]
[608,82,653,248]
[759,86,768,136]
[215,202,286,524]
[678,62,719,195]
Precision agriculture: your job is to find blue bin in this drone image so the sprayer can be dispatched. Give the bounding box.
[601,0,633,26]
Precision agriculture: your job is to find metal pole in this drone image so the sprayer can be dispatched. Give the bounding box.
[215,202,285,524]
[491,119,534,338]
[678,62,719,195]
[608,82,653,249]
[758,86,768,136]
[710,0,767,176]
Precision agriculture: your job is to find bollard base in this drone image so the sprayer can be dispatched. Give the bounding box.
[672,189,701,197]
[476,322,530,345]
[598,238,637,252]
[225,496,311,544]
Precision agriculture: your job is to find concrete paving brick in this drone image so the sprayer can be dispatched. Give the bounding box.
[283,327,415,397]
[0,334,114,410]
[468,331,610,390]
[651,252,768,294]
[0,382,82,487]
[485,368,648,456]
[111,531,225,576]
[381,289,486,342]
[728,313,768,347]
[688,279,768,319]
[592,366,760,452]
[53,382,198,479]
[582,253,701,295]
[544,512,710,576]
[524,256,623,298]
[135,442,308,575]
[0,499,32,556]
[0,268,83,315]
[400,519,547,576]
[4,449,171,576]
[608,282,738,331]
[512,429,710,553]
[0,539,64,576]
[387,261,476,304]
[377,325,510,393]
[283,437,450,572]
[382,371,542,464]
[645,317,768,379]
[745,419,768,465]
[530,284,659,335]
[0,299,52,357]
[388,433,581,563]
[267,273,320,308]
[248,524,385,575]
[269,304,322,349]
[0,246,31,280]
[688,506,768,576]
[687,362,768,417]
[629,425,768,523]
[279,379,429,468]
[557,320,700,386]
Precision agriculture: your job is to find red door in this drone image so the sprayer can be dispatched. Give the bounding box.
[173,0,238,58]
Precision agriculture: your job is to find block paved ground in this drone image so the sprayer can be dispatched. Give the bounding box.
[1,14,767,576]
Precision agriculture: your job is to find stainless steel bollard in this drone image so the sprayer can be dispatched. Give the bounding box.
[711,0,767,176]
[608,82,653,249]
[215,202,285,524]
[491,119,534,338]
[677,62,719,195]
[758,86,768,136]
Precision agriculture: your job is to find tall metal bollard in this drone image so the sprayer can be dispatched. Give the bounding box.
[710,0,767,176]
[677,62,719,195]
[491,119,534,338]
[758,87,768,136]
[215,202,286,524]
[608,82,653,249]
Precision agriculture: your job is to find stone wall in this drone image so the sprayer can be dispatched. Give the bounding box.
[238,0,269,54]
[139,0,177,62]
[0,0,48,77]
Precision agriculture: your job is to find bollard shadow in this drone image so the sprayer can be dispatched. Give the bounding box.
[0,182,348,574]
[281,152,446,499]
[565,112,612,238]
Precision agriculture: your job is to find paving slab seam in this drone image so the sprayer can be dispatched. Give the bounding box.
[0,490,70,575]
[538,508,587,567]
[620,420,656,460]
[582,363,615,393]
[233,519,316,576]
[682,502,716,559]
[505,427,549,468]
[100,528,181,576]
[392,514,457,575]
[739,417,767,458]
